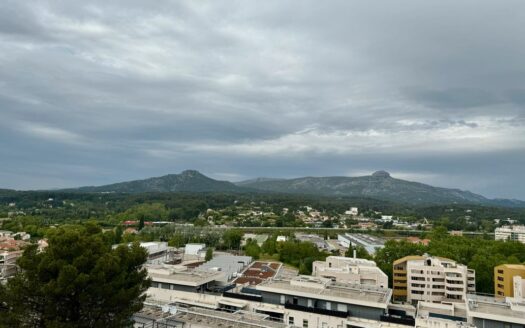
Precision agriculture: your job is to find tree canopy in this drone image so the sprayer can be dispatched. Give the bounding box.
[0,226,150,328]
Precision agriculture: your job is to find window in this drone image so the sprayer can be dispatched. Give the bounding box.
[307,299,313,307]
[293,297,298,305]
[303,319,308,328]
[326,302,331,310]
[288,317,294,325]
[280,295,285,304]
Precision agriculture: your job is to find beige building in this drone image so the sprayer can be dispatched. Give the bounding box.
[494,264,525,299]
[393,255,475,304]
[312,256,388,288]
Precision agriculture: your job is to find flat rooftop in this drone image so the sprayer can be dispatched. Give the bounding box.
[467,294,525,323]
[256,276,391,307]
[197,255,252,280]
[148,267,224,286]
[234,261,281,286]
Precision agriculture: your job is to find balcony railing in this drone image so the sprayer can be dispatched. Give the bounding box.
[284,302,349,318]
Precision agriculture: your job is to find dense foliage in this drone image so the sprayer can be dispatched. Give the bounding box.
[374,228,525,294]
[0,226,150,328]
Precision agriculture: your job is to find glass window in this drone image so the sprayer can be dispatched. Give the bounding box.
[289,317,294,325]
[303,319,308,328]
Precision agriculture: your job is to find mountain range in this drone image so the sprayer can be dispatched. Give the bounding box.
[56,169,525,207]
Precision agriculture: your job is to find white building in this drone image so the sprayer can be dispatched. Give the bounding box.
[344,207,359,216]
[312,256,388,288]
[415,301,474,328]
[185,243,206,256]
[393,255,476,304]
[145,271,411,328]
[276,236,287,242]
[495,225,525,243]
[140,242,170,265]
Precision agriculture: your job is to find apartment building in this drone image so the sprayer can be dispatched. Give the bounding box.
[393,255,475,304]
[495,225,525,243]
[494,264,525,298]
[312,256,388,288]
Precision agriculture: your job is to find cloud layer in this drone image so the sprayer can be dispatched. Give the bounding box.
[1,1,524,199]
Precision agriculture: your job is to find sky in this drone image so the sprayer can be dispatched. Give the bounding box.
[1,1,524,199]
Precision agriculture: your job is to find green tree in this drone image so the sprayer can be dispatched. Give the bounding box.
[0,227,150,328]
[345,245,372,260]
[222,229,243,250]
[114,225,123,244]
[244,239,261,259]
[138,217,145,231]
[205,247,213,261]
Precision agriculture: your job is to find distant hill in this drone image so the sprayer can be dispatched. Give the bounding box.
[237,170,525,207]
[38,169,525,207]
[68,170,243,193]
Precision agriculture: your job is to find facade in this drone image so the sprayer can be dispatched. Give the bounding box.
[393,255,475,304]
[494,264,525,298]
[495,225,525,243]
[312,256,388,288]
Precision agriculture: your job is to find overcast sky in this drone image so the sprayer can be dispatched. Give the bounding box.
[1,1,524,199]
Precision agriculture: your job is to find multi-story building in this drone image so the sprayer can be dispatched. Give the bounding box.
[495,225,525,243]
[494,264,525,298]
[393,255,475,304]
[312,256,388,288]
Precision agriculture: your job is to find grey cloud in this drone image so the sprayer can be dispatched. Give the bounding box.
[0,0,524,198]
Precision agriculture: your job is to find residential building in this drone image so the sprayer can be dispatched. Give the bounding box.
[494,264,525,298]
[344,207,358,216]
[312,256,388,288]
[495,225,525,243]
[393,255,475,304]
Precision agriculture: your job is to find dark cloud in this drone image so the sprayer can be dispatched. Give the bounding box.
[0,0,524,199]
